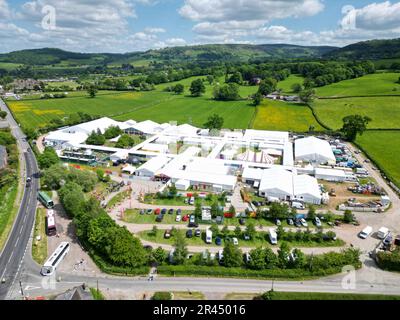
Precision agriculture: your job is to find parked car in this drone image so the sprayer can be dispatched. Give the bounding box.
[175,215,182,222]
[195,229,201,237]
[189,215,198,227]
[216,216,224,225]
[287,218,294,226]
[243,234,250,241]
[244,252,251,264]
[154,208,161,215]
[168,209,174,215]
[314,217,322,228]
[275,219,281,226]
[146,209,152,215]
[189,197,195,205]
[161,208,167,215]
[239,218,246,226]
[232,237,239,245]
[164,230,171,239]
[295,219,302,228]
[252,201,260,207]
[359,226,373,239]
[300,218,308,227]
[176,209,182,215]
[186,229,193,238]
[383,233,393,247]
[156,214,163,222]
[182,214,189,222]
[215,237,222,246]
[139,209,145,215]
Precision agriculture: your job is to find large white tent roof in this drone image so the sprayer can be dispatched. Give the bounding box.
[259,167,293,196]
[295,137,335,163]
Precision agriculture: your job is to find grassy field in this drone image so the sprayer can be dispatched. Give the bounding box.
[277,75,304,94]
[8,76,256,130]
[0,62,22,70]
[257,291,400,300]
[356,131,400,187]
[32,208,48,265]
[252,100,325,132]
[312,96,400,130]
[0,183,19,250]
[315,73,400,97]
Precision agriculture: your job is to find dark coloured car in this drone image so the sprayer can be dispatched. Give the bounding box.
[176,209,182,215]
[168,209,174,215]
[195,229,201,237]
[239,218,246,226]
[294,219,302,227]
[186,229,193,238]
[287,218,294,226]
[215,237,222,246]
[161,208,167,215]
[156,214,163,222]
[146,209,152,215]
[139,209,145,215]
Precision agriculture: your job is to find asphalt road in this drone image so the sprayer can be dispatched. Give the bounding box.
[0,98,39,299]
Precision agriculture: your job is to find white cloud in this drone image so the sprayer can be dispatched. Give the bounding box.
[144,27,166,33]
[179,0,324,22]
[165,38,187,46]
[0,0,11,19]
[342,1,400,31]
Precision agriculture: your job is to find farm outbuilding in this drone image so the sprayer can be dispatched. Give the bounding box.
[295,136,336,165]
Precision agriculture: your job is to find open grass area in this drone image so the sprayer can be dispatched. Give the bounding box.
[44,81,80,89]
[0,183,19,250]
[172,291,205,300]
[8,76,256,130]
[0,62,22,70]
[252,100,325,132]
[315,73,400,97]
[356,130,400,188]
[312,96,400,130]
[257,291,400,300]
[277,75,304,94]
[32,208,48,265]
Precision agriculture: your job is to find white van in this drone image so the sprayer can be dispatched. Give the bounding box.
[269,228,278,245]
[292,201,305,210]
[218,249,224,263]
[359,226,373,239]
[206,229,213,244]
[377,227,389,240]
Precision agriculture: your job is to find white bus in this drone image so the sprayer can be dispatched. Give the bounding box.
[41,242,70,276]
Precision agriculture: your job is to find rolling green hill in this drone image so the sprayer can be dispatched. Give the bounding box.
[324,38,400,60]
[0,44,337,69]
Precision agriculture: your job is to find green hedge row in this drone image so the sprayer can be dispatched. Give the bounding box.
[157,265,344,280]
[376,251,400,272]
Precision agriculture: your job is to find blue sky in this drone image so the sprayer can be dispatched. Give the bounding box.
[1,0,400,53]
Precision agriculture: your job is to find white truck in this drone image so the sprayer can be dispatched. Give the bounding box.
[292,201,305,210]
[377,227,389,240]
[206,229,213,244]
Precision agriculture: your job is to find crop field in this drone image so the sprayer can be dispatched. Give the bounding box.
[312,96,400,130]
[277,75,304,94]
[315,73,400,97]
[0,62,22,70]
[44,81,80,89]
[252,100,325,132]
[356,130,400,187]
